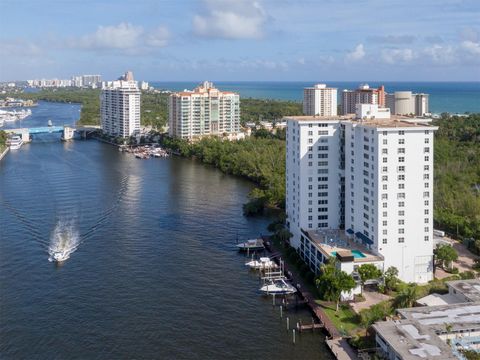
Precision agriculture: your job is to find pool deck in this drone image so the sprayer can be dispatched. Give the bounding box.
[305,229,383,264]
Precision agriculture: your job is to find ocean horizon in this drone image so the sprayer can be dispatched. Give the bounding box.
[149,81,480,114]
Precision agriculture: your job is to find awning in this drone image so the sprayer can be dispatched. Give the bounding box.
[346,228,354,235]
[355,231,374,245]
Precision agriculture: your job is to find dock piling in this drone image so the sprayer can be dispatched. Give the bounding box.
[292,329,296,344]
[287,317,289,331]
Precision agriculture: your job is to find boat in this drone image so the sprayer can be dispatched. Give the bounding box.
[260,278,297,295]
[48,119,53,127]
[7,135,23,150]
[246,257,278,270]
[51,250,70,263]
[236,238,264,252]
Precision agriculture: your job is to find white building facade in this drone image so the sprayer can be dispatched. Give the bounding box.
[386,91,430,116]
[303,84,337,116]
[285,105,437,283]
[100,79,141,138]
[168,81,240,140]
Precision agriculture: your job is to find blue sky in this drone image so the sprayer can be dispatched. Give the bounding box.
[1,0,479,81]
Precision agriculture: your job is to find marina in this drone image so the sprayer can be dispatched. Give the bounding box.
[119,144,170,159]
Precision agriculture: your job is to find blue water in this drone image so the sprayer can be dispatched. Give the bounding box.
[150,81,480,114]
[2,100,79,130]
[331,250,366,259]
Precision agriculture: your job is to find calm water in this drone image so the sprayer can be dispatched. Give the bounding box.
[0,102,332,359]
[150,81,480,114]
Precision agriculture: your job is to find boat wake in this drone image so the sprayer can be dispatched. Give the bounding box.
[48,219,80,263]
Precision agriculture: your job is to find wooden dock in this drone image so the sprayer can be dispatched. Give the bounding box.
[262,236,341,338]
[297,320,324,332]
[262,236,359,360]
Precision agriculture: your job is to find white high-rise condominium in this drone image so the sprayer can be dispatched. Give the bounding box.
[168,81,240,140]
[285,104,437,284]
[100,73,140,138]
[303,84,337,116]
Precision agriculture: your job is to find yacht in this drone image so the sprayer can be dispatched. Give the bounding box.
[15,109,32,120]
[236,238,264,252]
[7,135,23,150]
[246,257,278,270]
[260,278,297,295]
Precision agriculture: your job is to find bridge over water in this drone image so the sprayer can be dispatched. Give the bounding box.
[4,125,101,142]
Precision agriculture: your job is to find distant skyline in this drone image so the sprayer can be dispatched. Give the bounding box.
[1,0,479,82]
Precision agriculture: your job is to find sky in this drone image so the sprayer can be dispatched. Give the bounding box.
[0,0,479,82]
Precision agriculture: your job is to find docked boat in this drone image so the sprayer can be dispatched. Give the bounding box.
[236,238,264,252]
[7,135,23,150]
[246,257,278,270]
[260,278,297,295]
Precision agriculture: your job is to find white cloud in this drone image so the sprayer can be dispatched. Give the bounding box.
[77,23,143,49]
[345,43,365,62]
[68,22,169,53]
[0,39,42,56]
[423,44,456,65]
[192,0,267,39]
[145,26,170,47]
[381,48,415,64]
[461,40,480,55]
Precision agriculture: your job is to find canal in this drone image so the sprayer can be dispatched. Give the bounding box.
[0,102,333,359]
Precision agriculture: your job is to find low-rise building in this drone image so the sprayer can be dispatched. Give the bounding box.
[373,279,480,359]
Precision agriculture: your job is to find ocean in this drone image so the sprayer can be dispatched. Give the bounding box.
[149,81,480,115]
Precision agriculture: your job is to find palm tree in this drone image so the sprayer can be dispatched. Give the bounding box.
[395,285,417,308]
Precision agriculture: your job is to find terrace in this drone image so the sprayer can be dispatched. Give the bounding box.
[303,228,383,264]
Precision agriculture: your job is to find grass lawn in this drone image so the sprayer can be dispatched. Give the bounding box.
[318,302,361,335]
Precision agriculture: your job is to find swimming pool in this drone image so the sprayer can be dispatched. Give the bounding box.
[331,250,366,259]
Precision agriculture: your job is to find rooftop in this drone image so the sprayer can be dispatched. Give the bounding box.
[398,302,480,333]
[447,279,480,302]
[284,114,435,128]
[303,229,383,263]
[373,320,457,360]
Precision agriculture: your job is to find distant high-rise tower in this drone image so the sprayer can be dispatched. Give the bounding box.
[303,84,337,116]
[101,72,140,138]
[341,84,385,115]
[386,92,429,116]
[168,81,240,139]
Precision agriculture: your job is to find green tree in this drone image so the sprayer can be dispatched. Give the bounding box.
[359,301,393,333]
[394,285,418,308]
[383,266,400,293]
[434,244,458,270]
[316,261,356,312]
[357,264,382,289]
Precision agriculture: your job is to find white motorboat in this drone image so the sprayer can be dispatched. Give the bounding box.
[48,119,53,127]
[7,135,23,150]
[246,257,278,270]
[236,238,264,252]
[260,278,297,295]
[52,250,70,263]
